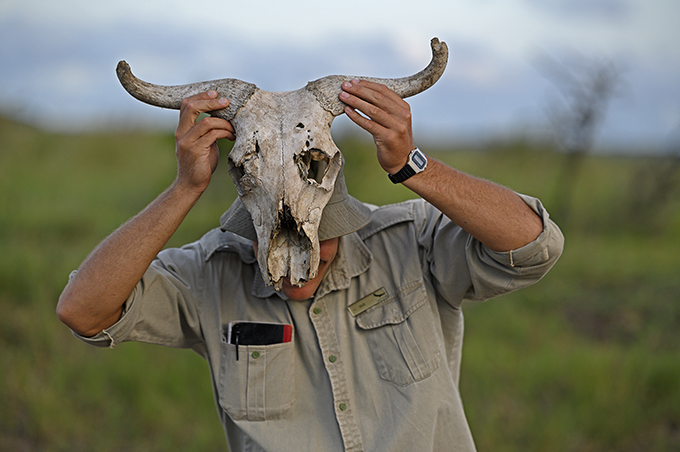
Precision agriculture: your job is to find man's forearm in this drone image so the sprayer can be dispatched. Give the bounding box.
[338,80,543,251]
[403,157,543,252]
[56,182,201,337]
[57,91,234,337]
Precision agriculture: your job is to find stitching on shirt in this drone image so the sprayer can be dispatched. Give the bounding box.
[358,200,416,240]
[201,229,257,264]
[357,281,426,329]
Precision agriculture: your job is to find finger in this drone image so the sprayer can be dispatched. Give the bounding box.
[176,112,233,147]
[176,128,233,168]
[341,92,407,136]
[180,95,230,127]
[352,80,402,104]
[340,83,410,132]
[340,90,391,128]
[343,84,414,143]
[181,117,235,147]
[341,80,406,115]
[344,105,386,136]
[199,116,236,141]
[190,128,234,151]
[176,92,230,137]
[345,102,412,151]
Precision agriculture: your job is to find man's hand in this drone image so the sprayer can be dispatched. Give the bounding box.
[174,91,236,195]
[56,92,237,337]
[340,80,543,252]
[339,80,415,175]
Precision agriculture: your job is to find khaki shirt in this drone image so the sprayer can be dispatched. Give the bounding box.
[76,196,563,452]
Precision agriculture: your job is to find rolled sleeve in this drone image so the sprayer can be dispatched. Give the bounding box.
[71,244,206,350]
[483,193,564,269]
[419,193,564,304]
[71,287,140,348]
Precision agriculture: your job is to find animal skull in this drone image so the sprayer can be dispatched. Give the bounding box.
[116,38,448,290]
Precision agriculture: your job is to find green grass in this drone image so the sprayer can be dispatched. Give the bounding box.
[1,116,679,451]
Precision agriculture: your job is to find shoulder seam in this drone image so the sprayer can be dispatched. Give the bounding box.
[358,199,420,240]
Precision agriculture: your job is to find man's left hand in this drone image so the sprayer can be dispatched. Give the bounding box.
[340,80,415,175]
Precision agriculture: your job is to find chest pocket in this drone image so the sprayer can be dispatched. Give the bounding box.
[218,335,296,421]
[355,281,441,386]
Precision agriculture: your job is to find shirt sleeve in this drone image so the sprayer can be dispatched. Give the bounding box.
[71,242,206,351]
[416,193,564,305]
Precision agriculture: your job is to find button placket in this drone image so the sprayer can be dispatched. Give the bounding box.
[309,296,363,450]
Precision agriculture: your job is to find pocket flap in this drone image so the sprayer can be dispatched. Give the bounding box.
[355,281,427,329]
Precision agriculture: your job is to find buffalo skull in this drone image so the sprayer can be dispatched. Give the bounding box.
[116,38,448,290]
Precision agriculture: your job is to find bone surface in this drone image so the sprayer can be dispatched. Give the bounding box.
[116,38,448,290]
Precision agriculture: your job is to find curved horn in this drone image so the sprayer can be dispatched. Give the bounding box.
[306,37,449,116]
[116,61,258,120]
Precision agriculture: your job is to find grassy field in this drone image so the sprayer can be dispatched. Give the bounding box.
[1,115,679,451]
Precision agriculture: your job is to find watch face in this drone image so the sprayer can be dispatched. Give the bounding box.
[411,150,427,169]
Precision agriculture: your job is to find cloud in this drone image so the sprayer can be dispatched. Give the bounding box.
[1,1,678,151]
[525,0,632,20]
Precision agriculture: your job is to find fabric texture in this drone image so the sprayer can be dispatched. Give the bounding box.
[74,195,564,452]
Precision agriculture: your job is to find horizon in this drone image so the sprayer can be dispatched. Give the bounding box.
[1,0,679,154]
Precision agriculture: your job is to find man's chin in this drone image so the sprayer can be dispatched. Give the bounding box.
[280,277,316,301]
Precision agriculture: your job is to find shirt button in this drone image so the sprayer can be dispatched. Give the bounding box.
[313,307,322,315]
[252,351,260,359]
[339,403,347,411]
[329,355,337,363]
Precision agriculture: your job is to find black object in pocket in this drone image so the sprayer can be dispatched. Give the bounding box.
[227,321,293,346]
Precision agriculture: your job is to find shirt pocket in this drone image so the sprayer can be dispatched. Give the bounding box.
[218,336,296,421]
[355,282,441,386]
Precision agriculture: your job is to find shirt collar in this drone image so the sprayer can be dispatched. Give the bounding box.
[249,232,373,301]
[252,263,279,299]
[198,228,278,299]
[314,232,372,299]
[202,227,373,301]
[205,199,418,302]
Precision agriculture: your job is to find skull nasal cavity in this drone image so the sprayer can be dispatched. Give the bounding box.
[295,149,330,184]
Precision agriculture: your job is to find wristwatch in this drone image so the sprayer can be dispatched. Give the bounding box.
[388,148,428,184]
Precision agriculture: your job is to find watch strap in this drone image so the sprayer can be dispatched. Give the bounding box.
[388,164,417,184]
[388,148,426,184]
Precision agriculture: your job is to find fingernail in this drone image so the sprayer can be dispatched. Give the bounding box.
[339,92,349,100]
[342,81,352,88]
[351,79,360,84]
[218,98,228,106]
[208,90,217,97]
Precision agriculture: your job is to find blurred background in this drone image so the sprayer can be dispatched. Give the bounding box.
[1,0,679,450]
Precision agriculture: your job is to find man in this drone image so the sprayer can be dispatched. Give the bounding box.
[57,80,563,451]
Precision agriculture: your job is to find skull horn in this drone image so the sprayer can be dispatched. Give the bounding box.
[306,37,449,116]
[116,61,257,121]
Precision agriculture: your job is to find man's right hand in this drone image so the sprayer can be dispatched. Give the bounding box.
[56,92,236,338]
[174,91,236,196]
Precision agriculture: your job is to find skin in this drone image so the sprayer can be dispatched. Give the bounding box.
[339,80,543,252]
[57,91,235,337]
[57,83,543,338]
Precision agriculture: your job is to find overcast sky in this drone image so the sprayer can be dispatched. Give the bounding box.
[1,0,679,152]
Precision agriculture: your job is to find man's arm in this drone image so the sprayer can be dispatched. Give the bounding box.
[57,91,235,337]
[339,80,543,252]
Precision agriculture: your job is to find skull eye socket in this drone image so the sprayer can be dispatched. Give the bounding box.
[295,149,330,184]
